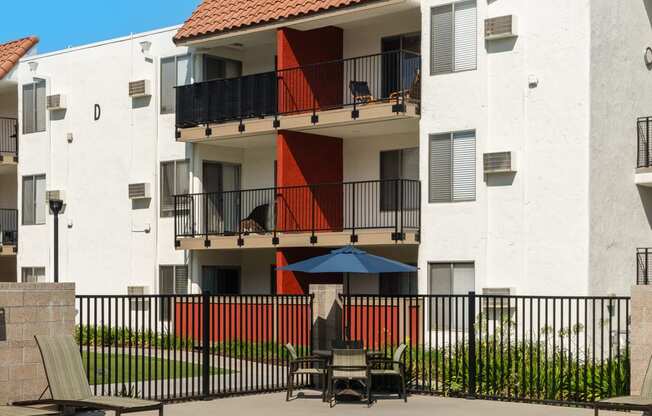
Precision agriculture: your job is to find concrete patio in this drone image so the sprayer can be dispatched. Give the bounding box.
[155,393,626,416]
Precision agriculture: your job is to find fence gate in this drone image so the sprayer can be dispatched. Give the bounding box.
[341,293,630,405]
[76,293,313,401]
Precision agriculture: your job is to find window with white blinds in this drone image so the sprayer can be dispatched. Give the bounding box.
[160,160,189,217]
[160,54,192,114]
[430,0,477,75]
[159,265,188,320]
[22,174,46,225]
[429,131,476,202]
[22,79,46,134]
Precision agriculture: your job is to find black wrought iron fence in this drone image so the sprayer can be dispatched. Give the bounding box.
[76,293,313,401]
[638,117,652,168]
[0,117,17,157]
[0,208,18,246]
[637,248,652,285]
[174,179,420,242]
[340,293,630,405]
[175,50,420,128]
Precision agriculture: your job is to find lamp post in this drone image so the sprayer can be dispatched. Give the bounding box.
[49,199,63,283]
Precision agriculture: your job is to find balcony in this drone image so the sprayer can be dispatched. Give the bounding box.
[175,50,420,142]
[0,208,17,255]
[0,117,18,166]
[174,179,420,250]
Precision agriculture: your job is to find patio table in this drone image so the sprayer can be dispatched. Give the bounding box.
[313,349,385,400]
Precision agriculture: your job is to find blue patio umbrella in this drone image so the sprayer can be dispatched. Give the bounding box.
[276,245,417,294]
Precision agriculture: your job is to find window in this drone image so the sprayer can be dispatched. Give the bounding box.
[429,131,476,203]
[202,266,240,295]
[430,0,477,75]
[22,174,46,225]
[160,54,192,114]
[380,147,419,210]
[428,262,475,329]
[22,79,46,134]
[160,160,189,217]
[379,270,418,295]
[159,265,188,320]
[21,267,45,283]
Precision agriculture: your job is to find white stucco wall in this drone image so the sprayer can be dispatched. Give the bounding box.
[15,26,191,293]
[588,0,652,295]
[419,0,591,296]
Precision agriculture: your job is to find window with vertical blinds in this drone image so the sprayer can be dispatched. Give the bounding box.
[160,54,192,114]
[380,147,419,210]
[159,265,188,320]
[22,174,46,225]
[430,0,477,75]
[429,131,476,202]
[22,79,46,134]
[160,160,189,217]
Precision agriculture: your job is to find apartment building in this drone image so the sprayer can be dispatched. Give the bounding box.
[0,36,38,282]
[2,0,651,297]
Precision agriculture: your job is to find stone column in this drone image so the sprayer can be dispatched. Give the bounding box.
[630,285,652,394]
[309,284,343,351]
[0,283,75,404]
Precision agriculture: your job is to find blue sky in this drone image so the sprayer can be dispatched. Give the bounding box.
[1,0,200,53]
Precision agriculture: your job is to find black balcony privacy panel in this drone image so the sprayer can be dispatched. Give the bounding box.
[0,117,17,156]
[175,50,421,128]
[174,179,420,240]
[0,208,17,246]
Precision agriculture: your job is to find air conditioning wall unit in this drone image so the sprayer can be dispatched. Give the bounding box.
[485,15,518,40]
[483,151,517,174]
[45,190,65,203]
[482,287,514,309]
[128,80,151,98]
[46,94,66,111]
[128,183,151,199]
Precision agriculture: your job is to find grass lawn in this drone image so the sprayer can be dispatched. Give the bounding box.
[82,351,224,385]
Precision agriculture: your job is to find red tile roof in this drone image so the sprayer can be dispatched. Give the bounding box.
[174,0,378,43]
[0,36,38,80]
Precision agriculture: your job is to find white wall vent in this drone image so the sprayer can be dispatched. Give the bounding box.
[128,80,151,98]
[46,94,66,111]
[483,151,517,174]
[45,190,65,203]
[482,287,513,296]
[128,183,151,199]
[485,15,518,40]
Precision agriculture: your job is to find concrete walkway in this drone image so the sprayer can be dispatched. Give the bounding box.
[156,393,625,416]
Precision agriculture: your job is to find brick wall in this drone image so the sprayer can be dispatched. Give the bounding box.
[0,283,75,404]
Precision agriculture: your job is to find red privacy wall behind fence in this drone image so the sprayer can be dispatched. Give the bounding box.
[174,295,313,347]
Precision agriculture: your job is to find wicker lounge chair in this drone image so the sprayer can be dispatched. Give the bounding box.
[0,407,59,416]
[368,343,407,402]
[594,354,652,415]
[328,349,370,406]
[15,335,163,416]
[285,344,328,402]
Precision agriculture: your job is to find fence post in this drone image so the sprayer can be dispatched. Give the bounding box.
[467,291,476,399]
[202,290,211,398]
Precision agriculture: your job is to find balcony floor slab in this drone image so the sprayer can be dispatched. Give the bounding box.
[176,228,419,251]
[0,245,17,256]
[177,102,419,144]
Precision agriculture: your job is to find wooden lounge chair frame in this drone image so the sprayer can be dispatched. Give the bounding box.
[14,336,163,416]
[594,354,652,415]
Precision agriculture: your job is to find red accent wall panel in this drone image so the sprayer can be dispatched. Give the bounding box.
[276,248,343,295]
[277,26,343,113]
[174,299,312,347]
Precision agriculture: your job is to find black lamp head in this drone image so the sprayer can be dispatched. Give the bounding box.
[49,199,64,214]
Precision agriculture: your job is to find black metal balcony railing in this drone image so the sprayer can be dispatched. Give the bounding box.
[638,248,652,284]
[174,179,420,243]
[175,50,421,129]
[0,117,18,158]
[0,208,18,246]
